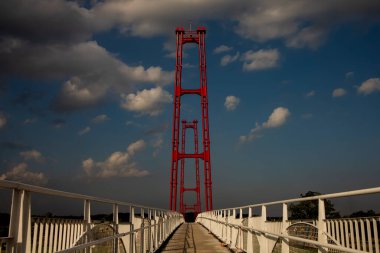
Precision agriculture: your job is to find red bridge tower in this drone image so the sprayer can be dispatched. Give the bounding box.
[169,26,213,213]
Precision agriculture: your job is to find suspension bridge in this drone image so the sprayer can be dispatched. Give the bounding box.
[1,27,380,253]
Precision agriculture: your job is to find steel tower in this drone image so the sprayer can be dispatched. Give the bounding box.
[169,26,213,213]
[179,120,201,215]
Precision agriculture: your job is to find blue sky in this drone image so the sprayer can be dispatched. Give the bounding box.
[1,0,380,214]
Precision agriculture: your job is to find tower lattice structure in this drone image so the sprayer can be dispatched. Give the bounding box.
[169,26,213,213]
[179,120,201,215]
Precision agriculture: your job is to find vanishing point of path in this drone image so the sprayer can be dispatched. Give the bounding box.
[158,223,232,253]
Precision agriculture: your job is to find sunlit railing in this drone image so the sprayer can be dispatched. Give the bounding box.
[196,187,380,253]
[0,180,183,253]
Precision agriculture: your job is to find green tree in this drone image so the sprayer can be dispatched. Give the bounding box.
[349,209,376,218]
[289,191,340,219]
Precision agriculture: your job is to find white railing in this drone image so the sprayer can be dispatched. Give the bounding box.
[196,186,380,253]
[0,180,183,253]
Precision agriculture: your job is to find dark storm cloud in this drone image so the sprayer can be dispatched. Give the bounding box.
[0,80,7,97]
[0,0,108,43]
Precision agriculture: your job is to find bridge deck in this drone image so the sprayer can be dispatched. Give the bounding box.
[158,222,231,253]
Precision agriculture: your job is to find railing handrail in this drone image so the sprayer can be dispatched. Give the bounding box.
[212,186,380,211]
[54,219,170,253]
[196,217,368,253]
[0,179,174,212]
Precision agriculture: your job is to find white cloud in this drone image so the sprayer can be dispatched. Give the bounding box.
[20,149,45,162]
[78,126,91,136]
[240,107,290,143]
[120,87,172,116]
[263,107,291,128]
[82,158,94,176]
[214,45,233,54]
[127,139,146,155]
[92,114,110,123]
[242,49,279,71]
[0,38,173,112]
[286,26,326,49]
[332,88,347,97]
[0,163,47,185]
[0,112,6,128]
[220,52,240,66]
[239,123,262,143]
[224,96,240,111]
[306,90,316,97]
[357,78,380,95]
[234,1,380,49]
[50,42,172,111]
[82,140,149,178]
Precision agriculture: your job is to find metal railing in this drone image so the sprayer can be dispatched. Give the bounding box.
[196,186,380,253]
[0,180,183,253]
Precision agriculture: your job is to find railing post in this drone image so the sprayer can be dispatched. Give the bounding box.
[140,208,145,253]
[260,205,268,253]
[239,208,243,250]
[318,199,328,253]
[282,203,289,253]
[84,199,92,253]
[130,206,135,253]
[8,189,31,253]
[113,204,119,253]
[247,207,253,253]
[148,209,152,252]
[153,210,157,251]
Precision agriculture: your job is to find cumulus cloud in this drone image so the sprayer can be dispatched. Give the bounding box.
[0,112,6,128]
[263,107,291,128]
[240,107,290,143]
[91,0,380,49]
[48,42,172,112]
[0,163,47,185]
[332,88,347,97]
[1,0,379,112]
[220,52,240,66]
[357,78,380,95]
[20,149,45,162]
[120,87,172,116]
[82,140,149,178]
[224,96,240,111]
[285,26,326,49]
[305,90,316,97]
[234,1,380,48]
[1,33,172,112]
[214,45,233,54]
[241,49,279,71]
[92,114,110,123]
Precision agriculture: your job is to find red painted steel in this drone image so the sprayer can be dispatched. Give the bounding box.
[169,26,213,213]
[179,120,201,215]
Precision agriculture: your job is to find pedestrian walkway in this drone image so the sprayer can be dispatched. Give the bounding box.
[157,222,231,253]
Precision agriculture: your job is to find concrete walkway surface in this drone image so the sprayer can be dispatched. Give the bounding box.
[157,222,232,253]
